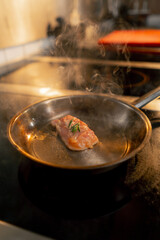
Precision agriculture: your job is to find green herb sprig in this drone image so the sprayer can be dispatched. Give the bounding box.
[68,119,80,133]
[68,119,73,128]
[71,123,80,133]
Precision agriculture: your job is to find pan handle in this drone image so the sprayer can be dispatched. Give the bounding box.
[132,86,160,109]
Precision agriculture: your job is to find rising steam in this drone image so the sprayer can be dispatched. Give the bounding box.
[51,10,128,95]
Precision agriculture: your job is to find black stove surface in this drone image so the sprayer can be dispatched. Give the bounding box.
[0,91,160,240]
[0,59,160,240]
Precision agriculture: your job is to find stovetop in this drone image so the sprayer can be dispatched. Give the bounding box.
[0,58,160,240]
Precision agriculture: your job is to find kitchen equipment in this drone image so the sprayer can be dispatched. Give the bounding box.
[98,29,160,47]
[98,29,160,55]
[8,87,160,173]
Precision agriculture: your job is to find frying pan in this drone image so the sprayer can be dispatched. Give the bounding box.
[8,87,160,173]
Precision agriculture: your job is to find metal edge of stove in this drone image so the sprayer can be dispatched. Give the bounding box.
[0,83,159,112]
[0,221,54,240]
[0,55,159,113]
[32,56,160,70]
[1,54,160,77]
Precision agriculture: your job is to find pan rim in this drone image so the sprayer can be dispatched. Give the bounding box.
[8,94,152,170]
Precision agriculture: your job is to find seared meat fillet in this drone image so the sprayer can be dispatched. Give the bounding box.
[52,115,99,151]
